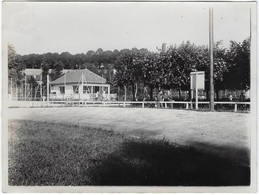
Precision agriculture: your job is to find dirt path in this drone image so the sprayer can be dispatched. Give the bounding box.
[6,107,250,150]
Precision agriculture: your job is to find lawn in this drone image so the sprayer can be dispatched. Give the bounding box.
[9,119,250,186]
[7,107,250,151]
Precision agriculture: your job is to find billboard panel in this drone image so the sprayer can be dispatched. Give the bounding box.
[190,71,205,90]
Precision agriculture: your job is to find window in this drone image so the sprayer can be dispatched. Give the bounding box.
[59,86,65,94]
[83,86,89,94]
[73,86,79,94]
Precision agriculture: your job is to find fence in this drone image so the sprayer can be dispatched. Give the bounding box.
[164,89,250,101]
[118,89,250,102]
[8,81,250,102]
[14,100,248,113]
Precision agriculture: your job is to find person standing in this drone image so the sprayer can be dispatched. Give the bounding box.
[102,90,106,101]
[96,91,100,101]
[229,94,233,102]
[154,96,158,108]
[163,91,169,108]
[158,90,164,108]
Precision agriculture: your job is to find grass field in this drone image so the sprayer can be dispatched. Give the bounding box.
[9,120,250,186]
[7,107,250,149]
[7,107,250,186]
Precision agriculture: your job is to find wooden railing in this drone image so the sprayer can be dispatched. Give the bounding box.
[47,100,250,113]
[8,99,250,112]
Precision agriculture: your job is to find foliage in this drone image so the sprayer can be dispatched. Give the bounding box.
[113,41,235,100]
[8,38,250,100]
[224,39,250,90]
[8,44,25,84]
[41,61,50,90]
[49,61,64,81]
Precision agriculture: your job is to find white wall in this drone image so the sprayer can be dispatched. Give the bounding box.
[50,84,110,100]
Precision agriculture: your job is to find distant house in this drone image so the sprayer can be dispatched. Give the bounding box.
[23,69,42,82]
[50,69,110,101]
[23,69,70,82]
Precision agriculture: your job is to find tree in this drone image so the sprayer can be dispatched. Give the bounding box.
[154,42,198,99]
[82,62,98,74]
[59,52,73,69]
[141,51,159,100]
[41,61,50,94]
[8,44,25,84]
[114,48,147,101]
[113,50,133,100]
[42,52,59,69]
[49,61,64,81]
[22,54,42,69]
[193,42,228,100]
[224,39,250,90]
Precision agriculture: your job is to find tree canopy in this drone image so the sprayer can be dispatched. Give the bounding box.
[8,39,250,100]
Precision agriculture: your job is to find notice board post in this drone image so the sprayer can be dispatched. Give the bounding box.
[190,71,205,110]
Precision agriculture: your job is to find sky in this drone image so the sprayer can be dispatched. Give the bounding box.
[3,2,253,55]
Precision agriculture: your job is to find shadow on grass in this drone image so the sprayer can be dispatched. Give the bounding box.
[88,138,250,186]
[8,120,250,186]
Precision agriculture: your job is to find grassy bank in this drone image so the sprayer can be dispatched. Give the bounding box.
[9,120,250,186]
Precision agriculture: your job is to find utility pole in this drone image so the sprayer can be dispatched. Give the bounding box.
[209,8,214,111]
[25,76,27,101]
[15,83,18,100]
[47,75,49,103]
[21,81,24,100]
[81,72,84,101]
[30,83,33,100]
[40,83,42,101]
[195,72,198,110]
[10,78,13,101]
[124,86,127,101]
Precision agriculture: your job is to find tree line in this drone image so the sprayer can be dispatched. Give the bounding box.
[113,40,250,100]
[8,38,250,100]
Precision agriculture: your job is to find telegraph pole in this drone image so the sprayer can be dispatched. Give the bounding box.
[10,78,13,100]
[47,75,50,103]
[25,76,27,101]
[209,8,214,111]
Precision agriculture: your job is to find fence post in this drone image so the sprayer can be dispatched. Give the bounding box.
[234,103,237,113]
[142,102,144,108]
[186,103,189,109]
[123,102,126,107]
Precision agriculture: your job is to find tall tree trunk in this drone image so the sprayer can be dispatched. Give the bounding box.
[150,86,153,100]
[206,90,209,100]
[189,89,192,101]
[124,85,127,101]
[215,88,219,100]
[132,83,136,101]
[143,86,147,100]
[118,86,120,101]
[178,89,182,100]
[135,83,138,100]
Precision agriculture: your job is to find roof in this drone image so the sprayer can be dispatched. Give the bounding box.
[24,69,70,76]
[25,75,41,82]
[50,69,106,85]
[24,69,43,76]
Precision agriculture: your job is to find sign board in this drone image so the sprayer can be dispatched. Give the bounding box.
[190,71,205,90]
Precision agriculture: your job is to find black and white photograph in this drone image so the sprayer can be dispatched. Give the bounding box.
[2,1,257,193]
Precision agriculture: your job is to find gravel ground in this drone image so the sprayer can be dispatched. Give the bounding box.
[6,107,250,151]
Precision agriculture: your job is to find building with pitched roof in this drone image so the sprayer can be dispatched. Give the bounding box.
[50,69,110,100]
[23,69,71,82]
